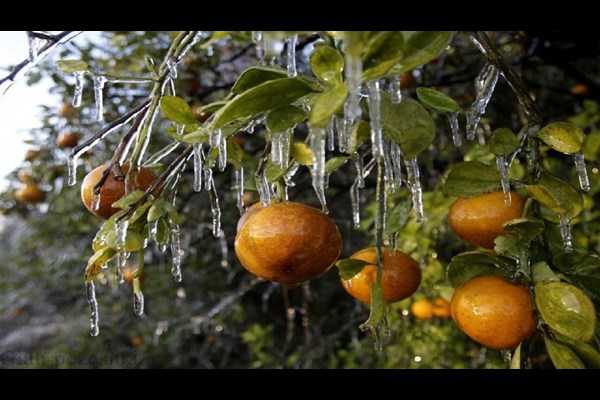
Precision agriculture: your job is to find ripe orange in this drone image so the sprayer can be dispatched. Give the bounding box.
[81,163,159,220]
[448,191,525,249]
[123,266,146,284]
[24,149,40,162]
[340,247,421,304]
[15,184,45,203]
[234,201,342,285]
[570,84,590,96]
[451,274,537,350]
[411,298,434,320]
[130,336,144,347]
[56,132,80,149]
[58,103,76,118]
[236,202,264,233]
[432,297,452,318]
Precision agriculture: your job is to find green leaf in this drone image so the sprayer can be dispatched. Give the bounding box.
[441,161,501,198]
[264,162,286,183]
[226,136,244,169]
[155,218,169,247]
[111,190,145,210]
[105,230,144,252]
[493,235,521,260]
[163,202,179,225]
[85,246,115,283]
[310,44,344,84]
[130,200,152,224]
[510,344,522,369]
[362,32,405,81]
[160,96,198,125]
[380,93,435,159]
[490,128,520,156]
[349,121,371,154]
[526,174,583,218]
[399,31,453,71]
[416,87,460,113]
[556,334,600,368]
[446,251,512,288]
[359,283,389,331]
[56,60,89,73]
[385,200,411,235]
[535,281,597,342]
[582,130,600,161]
[545,338,586,369]
[182,127,210,144]
[531,261,560,284]
[325,156,350,174]
[232,66,288,94]
[213,78,315,129]
[266,105,307,133]
[290,142,313,166]
[148,199,167,222]
[309,83,348,128]
[503,217,545,243]
[538,122,585,155]
[336,258,369,280]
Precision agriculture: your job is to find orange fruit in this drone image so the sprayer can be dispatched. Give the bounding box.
[236,202,264,233]
[400,71,416,89]
[570,84,590,96]
[17,169,37,185]
[411,298,434,320]
[123,266,146,284]
[234,201,342,285]
[56,132,80,149]
[15,184,45,203]
[340,247,421,304]
[432,297,452,318]
[451,274,537,350]
[130,336,144,347]
[58,103,76,118]
[81,163,159,220]
[448,191,525,249]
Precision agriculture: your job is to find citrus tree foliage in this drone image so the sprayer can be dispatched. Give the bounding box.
[0,31,599,369]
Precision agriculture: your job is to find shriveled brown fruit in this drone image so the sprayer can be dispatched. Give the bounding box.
[56,132,81,149]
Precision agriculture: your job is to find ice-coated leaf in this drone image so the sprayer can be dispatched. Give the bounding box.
[359,282,389,330]
[349,120,371,154]
[336,258,369,280]
[380,93,435,159]
[556,334,600,368]
[56,60,89,73]
[290,142,314,167]
[545,338,586,369]
[441,161,501,198]
[85,246,115,283]
[309,83,348,128]
[226,136,244,169]
[399,31,453,71]
[160,96,198,125]
[535,281,597,342]
[531,261,560,284]
[490,128,520,156]
[416,87,460,113]
[310,44,344,84]
[446,251,513,288]
[111,190,146,210]
[232,66,288,94]
[106,229,144,253]
[503,217,545,243]
[148,198,167,222]
[266,105,307,132]
[182,127,210,145]
[538,122,585,155]
[265,162,286,183]
[526,174,583,219]
[213,78,315,129]
[325,156,350,174]
[361,31,405,81]
[163,202,180,225]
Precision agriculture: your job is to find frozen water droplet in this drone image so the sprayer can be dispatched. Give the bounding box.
[115,219,129,284]
[86,281,100,337]
[72,71,85,108]
[218,136,227,172]
[93,75,107,122]
[256,170,272,206]
[218,230,229,268]
[405,157,424,223]
[283,161,300,187]
[496,155,512,205]
[133,291,144,316]
[343,52,363,135]
[573,152,590,192]
[169,222,183,282]
[449,112,462,147]
[336,115,349,154]
[204,165,213,192]
[235,167,245,214]
[262,32,284,65]
[366,80,384,158]
[148,219,158,244]
[310,127,329,214]
[350,179,361,228]
[389,74,402,104]
[466,63,499,140]
[209,128,222,149]
[286,34,298,78]
[558,213,573,253]
[176,124,185,136]
[193,143,203,192]
[166,56,179,79]
[67,154,78,186]
[382,140,397,193]
[389,141,403,189]
[92,191,101,211]
[252,31,264,60]
[209,181,221,238]
[327,117,336,152]
[271,132,282,166]
[352,153,365,188]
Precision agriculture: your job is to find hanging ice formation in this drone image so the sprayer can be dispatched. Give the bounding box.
[209,179,221,238]
[133,291,144,316]
[252,31,264,60]
[558,213,573,253]
[496,155,512,205]
[235,167,245,214]
[93,75,107,122]
[389,74,402,104]
[448,112,462,147]
[86,281,100,337]
[193,143,203,192]
[573,153,590,192]
[169,221,183,283]
[310,127,328,213]
[286,34,298,77]
[466,63,499,140]
[72,71,85,107]
[342,52,363,151]
[350,154,365,228]
[366,80,385,159]
[404,157,424,222]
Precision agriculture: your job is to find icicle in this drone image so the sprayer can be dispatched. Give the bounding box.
[72,71,85,108]
[218,136,227,172]
[281,129,292,170]
[558,213,573,253]
[169,222,183,282]
[262,32,284,65]
[218,230,229,268]
[496,155,512,205]
[405,157,424,223]
[148,219,158,244]
[466,63,499,140]
[352,153,365,188]
[336,115,349,154]
[449,112,462,147]
[350,179,361,228]
[390,141,403,189]
[86,281,99,337]
[66,155,78,186]
[204,165,213,192]
[327,117,336,152]
[176,124,185,136]
[92,191,101,211]
[389,74,402,104]
[144,142,180,168]
[209,128,222,149]
[256,170,272,206]
[115,219,129,284]
[271,132,283,166]
[209,180,221,238]
[93,75,107,122]
[166,56,178,79]
[366,80,384,158]
[310,127,329,214]
[27,32,40,62]
[193,143,203,192]
[573,153,590,192]
[286,34,298,77]
[235,167,245,214]
[382,140,397,193]
[133,291,144,316]
[252,31,264,60]
[283,161,300,187]
[343,52,363,137]
[388,231,399,252]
